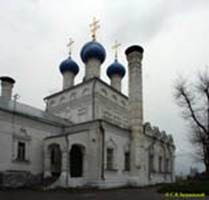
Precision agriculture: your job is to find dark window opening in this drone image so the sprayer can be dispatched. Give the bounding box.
[149,154,154,172]
[70,145,83,177]
[159,156,162,172]
[106,148,114,170]
[17,142,26,161]
[165,158,169,172]
[51,148,56,165]
[124,152,130,171]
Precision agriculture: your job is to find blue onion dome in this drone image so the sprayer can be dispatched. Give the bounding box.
[80,41,106,63]
[59,57,79,75]
[107,59,126,78]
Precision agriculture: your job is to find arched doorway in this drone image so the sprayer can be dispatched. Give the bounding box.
[70,145,84,177]
[48,144,62,177]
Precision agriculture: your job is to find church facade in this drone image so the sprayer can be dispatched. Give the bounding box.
[0,23,175,188]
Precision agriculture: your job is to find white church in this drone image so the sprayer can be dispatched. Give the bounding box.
[0,19,175,188]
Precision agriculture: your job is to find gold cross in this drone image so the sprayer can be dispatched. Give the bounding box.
[67,38,74,56]
[90,17,100,41]
[112,40,121,59]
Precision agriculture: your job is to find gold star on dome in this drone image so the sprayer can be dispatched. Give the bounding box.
[89,17,100,41]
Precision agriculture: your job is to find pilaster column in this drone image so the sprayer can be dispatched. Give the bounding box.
[60,148,69,187]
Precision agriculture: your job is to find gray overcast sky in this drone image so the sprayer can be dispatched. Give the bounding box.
[1,0,209,175]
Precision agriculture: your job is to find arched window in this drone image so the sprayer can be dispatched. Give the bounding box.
[124,152,130,171]
[50,100,55,106]
[149,154,154,172]
[70,92,76,100]
[121,100,126,107]
[101,88,107,96]
[112,94,117,101]
[148,146,155,173]
[82,88,89,96]
[165,158,169,173]
[106,148,114,170]
[59,96,66,103]
[106,138,117,170]
[17,142,26,161]
[158,156,162,173]
[158,144,165,173]
[123,143,130,171]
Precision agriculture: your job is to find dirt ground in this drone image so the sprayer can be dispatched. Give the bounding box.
[0,187,208,200]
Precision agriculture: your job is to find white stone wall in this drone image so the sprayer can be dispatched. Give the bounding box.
[0,110,63,175]
[46,79,129,128]
[46,80,94,123]
[94,80,129,128]
[102,122,131,188]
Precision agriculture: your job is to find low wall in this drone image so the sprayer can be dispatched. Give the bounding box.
[0,171,42,188]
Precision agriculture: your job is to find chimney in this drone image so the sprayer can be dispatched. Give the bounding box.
[0,76,15,101]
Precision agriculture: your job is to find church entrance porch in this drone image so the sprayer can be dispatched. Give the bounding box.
[70,145,84,178]
[44,136,89,188]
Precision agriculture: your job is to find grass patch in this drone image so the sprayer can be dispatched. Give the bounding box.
[158,179,209,195]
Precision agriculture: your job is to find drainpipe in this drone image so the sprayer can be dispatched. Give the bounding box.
[99,120,105,180]
[65,134,69,187]
[92,79,97,120]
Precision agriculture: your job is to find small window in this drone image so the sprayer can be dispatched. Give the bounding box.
[50,100,55,106]
[60,96,65,102]
[149,154,154,172]
[70,92,76,100]
[17,142,26,161]
[101,88,107,96]
[158,156,162,172]
[112,95,117,101]
[165,158,169,172]
[124,152,130,171]
[106,148,114,170]
[121,100,126,107]
[82,88,89,96]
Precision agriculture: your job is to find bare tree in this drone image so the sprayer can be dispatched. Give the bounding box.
[174,68,209,176]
